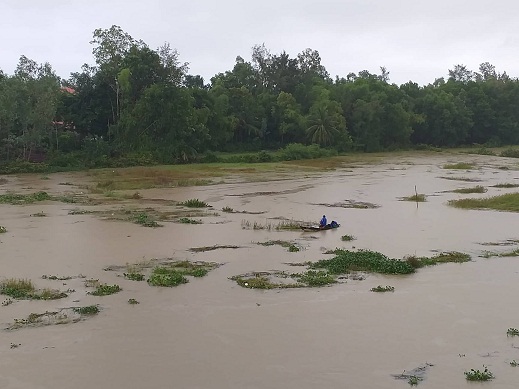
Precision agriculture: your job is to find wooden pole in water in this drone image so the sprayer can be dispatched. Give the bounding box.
[415,185,418,208]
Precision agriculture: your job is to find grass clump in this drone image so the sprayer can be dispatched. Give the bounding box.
[232,275,277,289]
[0,226,6,233]
[222,206,234,213]
[37,288,68,300]
[73,305,100,315]
[147,261,216,287]
[0,278,67,300]
[464,366,494,381]
[472,147,496,156]
[189,245,239,252]
[178,217,202,224]
[89,284,121,296]
[452,186,487,194]
[511,360,518,367]
[492,183,519,188]
[311,249,415,275]
[241,219,302,231]
[0,191,51,205]
[341,234,355,241]
[257,240,300,252]
[448,193,519,212]
[132,213,162,227]
[275,220,303,231]
[148,267,188,287]
[371,285,395,292]
[408,376,420,386]
[232,270,336,289]
[405,252,471,268]
[400,194,426,202]
[499,249,519,257]
[128,298,139,304]
[443,162,475,169]
[500,148,519,158]
[178,198,208,208]
[0,279,35,298]
[124,272,145,281]
[507,327,519,336]
[294,270,336,287]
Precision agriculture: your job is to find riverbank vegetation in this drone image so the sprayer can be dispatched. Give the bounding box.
[2,25,519,173]
[448,193,519,212]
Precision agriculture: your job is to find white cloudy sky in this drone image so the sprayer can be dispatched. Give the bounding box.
[1,0,518,85]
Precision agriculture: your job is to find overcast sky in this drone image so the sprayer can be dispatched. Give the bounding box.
[1,0,518,86]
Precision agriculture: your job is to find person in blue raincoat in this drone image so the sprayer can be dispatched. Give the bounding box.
[319,215,327,227]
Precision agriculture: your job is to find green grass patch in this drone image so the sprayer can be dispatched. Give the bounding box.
[311,249,415,275]
[257,240,300,252]
[178,198,209,208]
[231,270,334,289]
[189,245,240,252]
[0,278,67,300]
[0,279,35,298]
[0,191,51,205]
[443,162,475,169]
[464,366,494,381]
[448,192,519,212]
[222,206,234,213]
[232,248,473,290]
[73,305,100,315]
[231,275,279,289]
[148,268,188,287]
[124,272,145,281]
[492,183,519,188]
[241,219,303,231]
[178,217,202,224]
[147,261,218,287]
[452,185,486,194]
[276,220,303,231]
[132,212,162,227]
[471,147,496,156]
[500,148,519,158]
[405,252,471,268]
[370,285,395,292]
[293,270,336,287]
[341,234,355,241]
[88,284,121,296]
[400,194,426,202]
[128,298,140,305]
[499,249,519,257]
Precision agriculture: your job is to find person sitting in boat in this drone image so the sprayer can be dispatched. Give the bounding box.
[320,215,327,227]
[330,220,339,228]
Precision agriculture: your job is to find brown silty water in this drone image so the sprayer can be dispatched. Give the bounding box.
[1,152,519,389]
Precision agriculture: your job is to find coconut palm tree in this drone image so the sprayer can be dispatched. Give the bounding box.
[306,105,340,146]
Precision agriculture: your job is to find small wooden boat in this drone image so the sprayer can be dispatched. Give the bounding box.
[300,223,340,232]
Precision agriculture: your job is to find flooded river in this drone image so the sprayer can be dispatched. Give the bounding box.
[1,151,519,388]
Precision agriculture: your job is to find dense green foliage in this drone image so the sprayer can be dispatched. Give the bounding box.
[2,26,519,170]
[73,305,100,315]
[448,192,519,212]
[311,249,415,274]
[464,366,494,381]
[89,284,121,296]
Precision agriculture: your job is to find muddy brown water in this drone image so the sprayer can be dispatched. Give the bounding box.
[1,152,519,389]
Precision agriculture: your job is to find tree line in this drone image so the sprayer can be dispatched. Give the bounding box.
[1,25,519,169]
